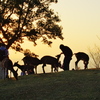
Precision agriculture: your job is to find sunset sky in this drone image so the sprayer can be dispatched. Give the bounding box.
[9,0,100,73]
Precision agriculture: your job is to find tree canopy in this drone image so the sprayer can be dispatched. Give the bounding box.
[0,0,63,54]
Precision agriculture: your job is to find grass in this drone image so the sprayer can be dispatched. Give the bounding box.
[0,69,100,100]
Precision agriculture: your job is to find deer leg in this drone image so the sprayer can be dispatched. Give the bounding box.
[10,68,18,80]
[42,64,46,74]
[53,65,58,72]
[54,67,58,72]
[51,65,53,73]
[75,60,79,70]
[56,67,58,72]
[84,61,88,69]
[31,68,34,74]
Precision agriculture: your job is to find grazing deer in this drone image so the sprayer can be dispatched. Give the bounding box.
[0,50,18,80]
[74,52,89,70]
[22,56,41,74]
[40,55,61,73]
[13,61,34,75]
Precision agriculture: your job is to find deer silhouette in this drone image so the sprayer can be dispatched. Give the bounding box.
[13,61,35,75]
[74,52,89,70]
[40,55,61,74]
[22,56,41,74]
[0,50,18,80]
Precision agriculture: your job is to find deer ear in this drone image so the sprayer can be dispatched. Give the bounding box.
[55,54,59,57]
[55,54,61,58]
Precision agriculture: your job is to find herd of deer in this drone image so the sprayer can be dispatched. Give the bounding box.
[14,52,89,75]
[0,51,89,80]
[14,55,61,75]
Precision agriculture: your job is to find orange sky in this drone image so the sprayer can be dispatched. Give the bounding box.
[9,0,100,74]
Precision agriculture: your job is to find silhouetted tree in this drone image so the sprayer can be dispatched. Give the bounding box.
[88,45,100,68]
[24,49,39,57]
[0,0,63,53]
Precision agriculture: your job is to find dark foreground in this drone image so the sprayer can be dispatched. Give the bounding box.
[0,69,100,100]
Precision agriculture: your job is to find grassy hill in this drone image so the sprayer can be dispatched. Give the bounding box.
[0,70,100,100]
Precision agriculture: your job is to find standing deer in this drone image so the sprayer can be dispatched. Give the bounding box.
[74,52,89,70]
[40,55,61,73]
[22,56,41,74]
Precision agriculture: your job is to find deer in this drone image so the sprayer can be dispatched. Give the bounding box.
[74,52,89,70]
[22,56,42,74]
[13,61,35,75]
[40,55,61,74]
[0,50,18,80]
